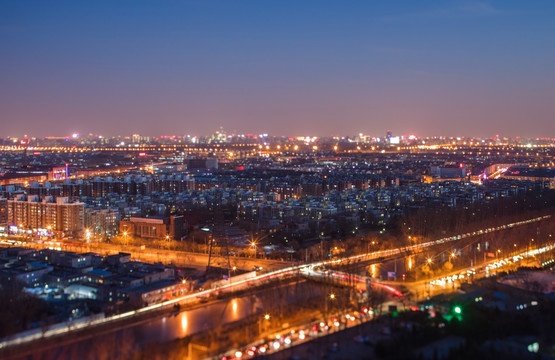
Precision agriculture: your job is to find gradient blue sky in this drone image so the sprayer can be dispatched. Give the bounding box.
[1,0,554,138]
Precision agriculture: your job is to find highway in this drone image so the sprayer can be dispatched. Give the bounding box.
[333,215,551,265]
[311,242,555,302]
[214,242,555,360]
[0,214,550,351]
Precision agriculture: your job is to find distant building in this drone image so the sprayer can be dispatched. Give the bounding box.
[0,197,7,226]
[430,165,466,178]
[119,215,184,241]
[188,157,218,170]
[28,181,62,198]
[84,207,120,238]
[502,166,555,189]
[0,172,48,186]
[49,164,69,180]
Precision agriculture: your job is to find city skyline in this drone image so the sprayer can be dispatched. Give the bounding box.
[2,1,555,138]
[4,130,554,141]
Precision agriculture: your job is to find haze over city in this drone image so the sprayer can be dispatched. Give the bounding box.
[2,0,555,138]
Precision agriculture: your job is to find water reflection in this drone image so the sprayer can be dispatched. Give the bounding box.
[180,313,188,336]
[138,295,258,344]
[231,298,238,318]
[31,282,323,359]
[370,264,378,278]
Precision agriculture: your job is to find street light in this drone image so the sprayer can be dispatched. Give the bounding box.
[259,313,271,335]
[426,258,433,297]
[529,238,535,255]
[325,292,336,321]
[123,231,128,246]
[251,241,257,259]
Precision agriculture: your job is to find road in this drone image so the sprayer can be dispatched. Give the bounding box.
[333,215,551,265]
[0,214,550,351]
[5,239,292,271]
[216,243,555,360]
[314,242,555,301]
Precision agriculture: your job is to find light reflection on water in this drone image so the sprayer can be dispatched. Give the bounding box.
[231,298,238,318]
[137,292,266,344]
[180,313,188,335]
[32,282,322,359]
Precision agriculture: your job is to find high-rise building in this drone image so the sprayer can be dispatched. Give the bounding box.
[6,195,84,235]
[0,197,7,226]
[84,207,120,238]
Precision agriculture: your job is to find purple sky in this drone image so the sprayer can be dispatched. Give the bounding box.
[1,1,554,138]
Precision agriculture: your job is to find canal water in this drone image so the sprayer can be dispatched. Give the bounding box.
[16,280,323,359]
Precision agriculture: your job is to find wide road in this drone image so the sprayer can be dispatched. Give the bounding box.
[333,215,551,265]
[312,242,555,301]
[9,239,292,271]
[0,214,550,351]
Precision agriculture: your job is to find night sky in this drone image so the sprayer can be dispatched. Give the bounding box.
[1,1,554,138]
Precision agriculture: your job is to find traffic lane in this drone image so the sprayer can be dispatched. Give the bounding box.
[12,239,291,271]
[256,319,390,360]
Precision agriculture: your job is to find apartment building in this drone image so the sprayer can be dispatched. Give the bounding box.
[6,195,84,235]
